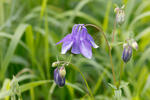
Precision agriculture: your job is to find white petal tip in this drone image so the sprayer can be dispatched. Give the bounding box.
[94,45,99,48]
[61,52,66,54]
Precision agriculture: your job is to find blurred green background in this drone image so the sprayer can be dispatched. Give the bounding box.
[0,0,150,100]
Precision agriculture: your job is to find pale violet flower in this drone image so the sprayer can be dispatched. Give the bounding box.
[56,24,98,59]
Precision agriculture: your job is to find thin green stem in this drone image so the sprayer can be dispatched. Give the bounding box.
[85,24,116,85]
[118,61,124,87]
[112,18,117,43]
[48,82,56,100]
[11,95,16,100]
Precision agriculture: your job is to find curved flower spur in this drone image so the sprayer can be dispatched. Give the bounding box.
[56,24,99,59]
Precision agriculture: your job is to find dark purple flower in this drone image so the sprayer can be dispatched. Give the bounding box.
[56,24,98,59]
[54,67,65,87]
[122,43,132,63]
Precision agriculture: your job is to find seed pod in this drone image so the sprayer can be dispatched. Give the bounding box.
[122,43,132,63]
[54,67,65,87]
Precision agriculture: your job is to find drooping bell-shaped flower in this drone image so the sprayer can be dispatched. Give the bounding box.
[56,24,98,59]
[54,67,66,87]
[122,43,132,63]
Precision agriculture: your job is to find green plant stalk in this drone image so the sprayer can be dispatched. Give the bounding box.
[11,95,16,100]
[30,88,35,100]
[0,0,4,26]
[48,82,56,100]
[118,62,124,87]
[112,18,117,43]
[85,24,117,86]
[33,59,45,79]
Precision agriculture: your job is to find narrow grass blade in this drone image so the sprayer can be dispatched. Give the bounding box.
[1,24,28,80]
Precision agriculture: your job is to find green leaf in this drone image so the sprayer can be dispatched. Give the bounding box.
[142,75,150,95]
[40,0,47,18]
[66,82,85,93]
[129,12,150,30]
[0,32,29,51]
[119,81,129,89]
[93,72,105,95]
[0,91,11,99]
[56,11,101,27]
[17,74,36,82]
[20,80,53,92]
[11,55,29,66]
[1,24,28,80]
[136,27,150,50]
[108,83,117,90]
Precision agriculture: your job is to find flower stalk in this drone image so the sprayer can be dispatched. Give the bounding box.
[118,61,124,87]
[85,24,117,85]
[112,19,117,43]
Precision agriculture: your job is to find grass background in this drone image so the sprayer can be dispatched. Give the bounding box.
[0,0,150,99]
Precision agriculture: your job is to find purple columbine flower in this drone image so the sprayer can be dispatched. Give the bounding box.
[56,24,98,59]
[54,67,65,87]
[122,43,132,63]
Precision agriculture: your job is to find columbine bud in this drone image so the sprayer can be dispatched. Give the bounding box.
[115,7,125,25]
[122,43,132,63]
[114,7,119,13]
[59,67,66,78]
[54,67,65,87]
[131,40,138,50]
[52,62,59,67]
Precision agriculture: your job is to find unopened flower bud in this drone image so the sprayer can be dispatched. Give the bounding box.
[59,67,66,78]
[122,43,132,63]
[52,62,59,67]
[114,7,119,13]
[131,40,138,50]
[54,67,65,87]
[115,7,125,25]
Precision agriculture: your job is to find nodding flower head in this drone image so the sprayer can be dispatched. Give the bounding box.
[115,5,125,25]
[56,24,99,59]
[122,43,132,63]
[54,67,66,87]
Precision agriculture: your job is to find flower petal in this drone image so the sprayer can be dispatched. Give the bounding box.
[80,27,87,40]
[56,34,72,45]
[71,40,80,54]
[71,24,80,36]
[71,25,81,54]
[87,34,99,48]
[79,40,92,59]
[54,68,59,84]
[61,40,73,54]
